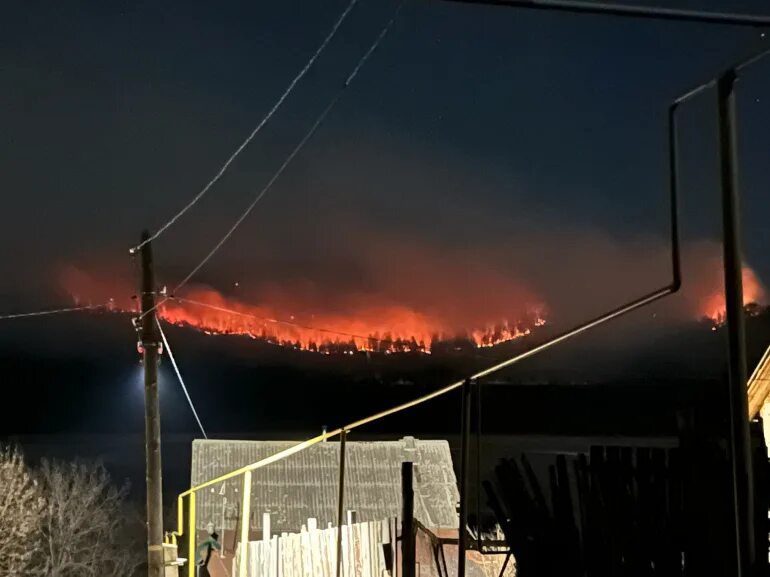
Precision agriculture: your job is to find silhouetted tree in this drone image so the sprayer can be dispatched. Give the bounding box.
[34,459,143,577]
[0,446,44,576]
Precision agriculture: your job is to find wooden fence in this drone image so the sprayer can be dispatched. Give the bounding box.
[483,435,770,577]
[234,518,395,577]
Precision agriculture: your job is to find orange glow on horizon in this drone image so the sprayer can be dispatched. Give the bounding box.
[155,288,546,353]
[701,265,766,323]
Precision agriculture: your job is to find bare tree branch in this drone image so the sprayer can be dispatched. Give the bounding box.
[34,460,144,577]
[0,446,44,576]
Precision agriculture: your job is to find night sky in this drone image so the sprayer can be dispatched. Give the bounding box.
[1,1,770,495]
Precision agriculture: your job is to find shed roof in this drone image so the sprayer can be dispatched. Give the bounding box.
[190,437,459,533]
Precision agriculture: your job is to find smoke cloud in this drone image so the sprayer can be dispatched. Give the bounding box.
[57,221,764,352]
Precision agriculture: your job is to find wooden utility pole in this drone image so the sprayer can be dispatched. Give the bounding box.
[139,230,164,577]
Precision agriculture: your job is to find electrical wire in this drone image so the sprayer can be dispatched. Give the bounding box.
[166,293,499,363]
[172,294,425,351]
[170,0,402,297]
[157,319,208,439]
[0,302,110,321]
[139,1,404,320]
[131,0,361,255]
[171,93,342,297]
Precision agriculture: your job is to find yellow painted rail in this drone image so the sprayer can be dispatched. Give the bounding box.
[748,343,770,420]
[173,284,683,576]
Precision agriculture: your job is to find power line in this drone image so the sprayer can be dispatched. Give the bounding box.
[171,94,342,297]
[172,294,425,351]
[439,0,770,26]
[0,302,110,321]
[167,294,504,363]
[157,319,208,439]
[130,0,361,255]
[170,1,403,296]
[140,2,404,320]
[344,0,404,87]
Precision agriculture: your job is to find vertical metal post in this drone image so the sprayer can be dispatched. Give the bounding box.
[475,380,482,551]
[393,516,399,576]
[188,492,196,577]
[177,495,184,546]
[458,379,472,577]
[667,104,682,292]
[139,230,164,577]
[717,69,755,576]
[336,430,347,577]
[402,461,415,577]
[239,471,252,577]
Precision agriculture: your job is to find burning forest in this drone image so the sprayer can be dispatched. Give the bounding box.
[57,234,766,356]
[155,288,546,354]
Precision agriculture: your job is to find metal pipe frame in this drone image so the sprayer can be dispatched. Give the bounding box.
[476,379,483,552]
[748,343,770,420]
[458,380,473,577]
[239,471,252,577]
[437,0,770,27]
[717,69,754,577]
[188,493,196,577]
[667,44,770,573]
[167,6,770,571]
[172,85,684,572]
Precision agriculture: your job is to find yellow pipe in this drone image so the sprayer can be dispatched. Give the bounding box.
[179,335,770,523]
[176,295,682,553]
[188,492,196,577]
[180,379,468,500]
[161,495,183,563]
[343,381,463,431]
[748,343,770,420]
[239,470,252,577]
[177,283,676,513]
[176,326,629,527]
[183,327,597,500]
[176,384,462,509]
[181,431,340,496]
[171,332,770,576]
[178,495,184,538]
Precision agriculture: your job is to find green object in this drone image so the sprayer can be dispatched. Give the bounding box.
[195,536,222,564]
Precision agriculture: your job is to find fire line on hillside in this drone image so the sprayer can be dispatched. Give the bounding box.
[155,288,548,354]
[61,259,765,355]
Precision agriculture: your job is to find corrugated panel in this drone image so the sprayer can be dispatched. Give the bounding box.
[190,438,459,533]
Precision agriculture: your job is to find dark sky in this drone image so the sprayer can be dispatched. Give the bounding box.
[1,1,770,494]
[1,0,769,310]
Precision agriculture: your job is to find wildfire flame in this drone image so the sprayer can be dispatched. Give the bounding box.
[59,244,766,356]
[156,288,546,354]
[700,265,766,323]
[58,264,547,354]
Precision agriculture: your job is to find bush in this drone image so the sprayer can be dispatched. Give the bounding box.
[34,459,144,577]
[0,447,45,576]
[2,445,145,577]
